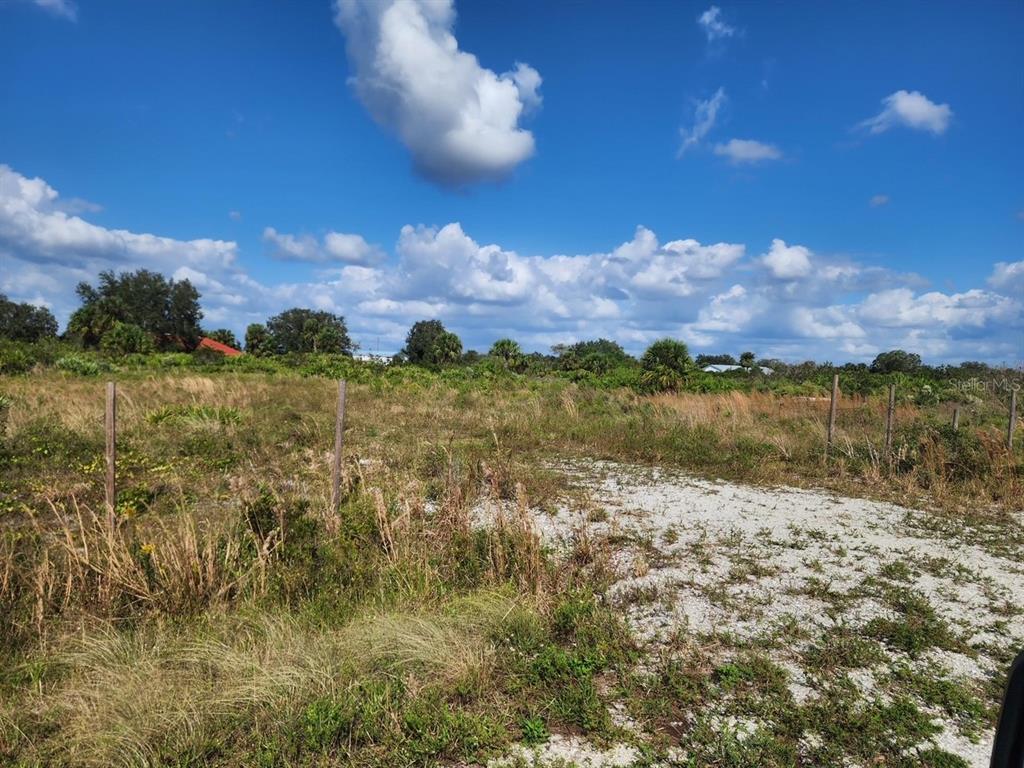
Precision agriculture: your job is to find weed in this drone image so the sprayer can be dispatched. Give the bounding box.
[865,587,965,658]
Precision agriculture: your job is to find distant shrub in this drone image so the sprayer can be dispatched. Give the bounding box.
[0,342,34,375]
[189,346,228,366]
[55,355,103,376]
[638,365,684,393]
[100,322,155,356]
[156,353,193,368]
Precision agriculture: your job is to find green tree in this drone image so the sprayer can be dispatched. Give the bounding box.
[556,338,632,373]
[245,324,271,356]
[401,320,448,365]
[739,351,756,369]
[67,270,202,350]
[641,339,692,375]
[870,349,922,374]
[265,309,353,354]
[489,338,524,370]
[204,328,240,349]
[427,331,463,367]
[0,294,58,342]
[100,322,155,356]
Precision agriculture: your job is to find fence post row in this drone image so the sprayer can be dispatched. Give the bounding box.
[884,383,896,452]
[826,374,840,449]
[331,379,348,511]
[105,381,116,526]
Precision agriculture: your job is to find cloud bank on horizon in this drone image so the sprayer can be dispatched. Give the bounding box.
[2,164,1020,364]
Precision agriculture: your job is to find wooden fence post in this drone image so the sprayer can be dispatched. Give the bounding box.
[952,406,960,432]
[330,380,348,511]
[1009,389,1018,450]
[105,381,116,526]
[884,383,896,452]
[826,374,839,450]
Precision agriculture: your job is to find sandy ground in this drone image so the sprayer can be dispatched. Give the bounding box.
[487,461,1024,768]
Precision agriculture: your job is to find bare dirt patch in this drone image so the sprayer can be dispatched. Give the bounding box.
[498,460,1023,767]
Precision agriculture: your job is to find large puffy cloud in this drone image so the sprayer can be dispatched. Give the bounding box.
[859,90,953,136]
[2,164,1020,364]
[332,0,541,186]
[761,239,812,279]
[857,288,1020,329]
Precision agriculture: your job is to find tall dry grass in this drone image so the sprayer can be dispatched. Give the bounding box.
[4,590,525,767]
[1,499,279,646]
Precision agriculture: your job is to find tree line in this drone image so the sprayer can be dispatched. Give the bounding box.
[0,268,1000,378]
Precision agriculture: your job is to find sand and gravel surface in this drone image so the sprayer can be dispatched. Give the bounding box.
[488,460,1023,767]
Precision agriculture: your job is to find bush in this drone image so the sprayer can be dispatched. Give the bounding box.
[55,355,103,376]
[638,364,684,393]
[0,342,35,375]
[100,322,155,356]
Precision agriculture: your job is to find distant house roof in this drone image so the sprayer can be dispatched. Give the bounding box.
[198,337,243,357]
[702,364,774,375]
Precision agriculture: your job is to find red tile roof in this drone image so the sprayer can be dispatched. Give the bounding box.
[198,337,243,357]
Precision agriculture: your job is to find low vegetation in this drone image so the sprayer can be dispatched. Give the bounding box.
[0,268,1020,766]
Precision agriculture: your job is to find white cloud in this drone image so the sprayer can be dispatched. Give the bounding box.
[790,306,866,339]
[324,232,385,264]
[989,260,1024,295]
[0,165,237,270]
[30,0,76,20]
[2,164,1020,364]
[678,88,726,156]
[857,288,1019,329]
[761,239,812,279]
[263,227,385,265]
[228,210,242,221]
[332,0,541,186]
[713,138,782,164]
[697,6,736,42]
[869,194,890,208]
[688,284,761,333]
[55,197,103,215]
[395,223,538,304]
[859,90,953,136]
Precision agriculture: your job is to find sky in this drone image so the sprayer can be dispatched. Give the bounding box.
[1,0,1022,364]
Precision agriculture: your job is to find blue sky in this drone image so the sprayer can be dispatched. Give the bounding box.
[1,0,1022,363]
